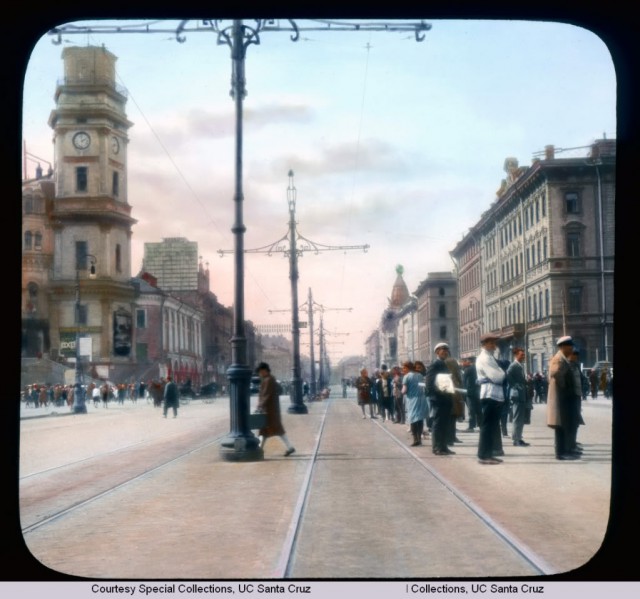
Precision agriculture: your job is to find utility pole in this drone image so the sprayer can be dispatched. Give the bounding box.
[48,18,430,462]
[220,171,366,412]
[304,289,352,398]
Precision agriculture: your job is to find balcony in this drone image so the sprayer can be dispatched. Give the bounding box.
[499,323,525,338]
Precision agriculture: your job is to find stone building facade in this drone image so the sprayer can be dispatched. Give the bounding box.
[45,45,138,384]
[450,139,615,370]
[414,272,459,364]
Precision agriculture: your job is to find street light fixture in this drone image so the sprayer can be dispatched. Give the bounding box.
[72,253,96,414]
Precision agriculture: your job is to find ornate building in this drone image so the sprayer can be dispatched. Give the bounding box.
[45,45,138,383]
[450,139,615,370]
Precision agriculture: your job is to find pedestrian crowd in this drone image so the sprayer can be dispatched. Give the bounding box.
[20,377,213,418]
[352,333,607,464]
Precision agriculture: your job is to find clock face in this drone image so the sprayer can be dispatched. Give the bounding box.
[72,131,91,150]
[111,136,120,154]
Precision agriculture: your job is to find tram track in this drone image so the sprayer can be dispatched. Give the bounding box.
[371,415,556,575]
[22,435,225,535]
[19,391,611,579]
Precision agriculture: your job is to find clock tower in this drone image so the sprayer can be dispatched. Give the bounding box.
[47,45,138,378]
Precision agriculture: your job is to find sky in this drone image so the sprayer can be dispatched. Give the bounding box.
[21,18,617,362]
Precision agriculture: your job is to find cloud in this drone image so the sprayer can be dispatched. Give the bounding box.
[132,103,315,157]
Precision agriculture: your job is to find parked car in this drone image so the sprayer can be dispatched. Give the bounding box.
[250,376,261,394]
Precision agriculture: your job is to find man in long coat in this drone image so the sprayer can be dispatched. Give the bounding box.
[547,336,580,460]
[163,376,179,418]
[256,362,295,456]
[425,342,456,456]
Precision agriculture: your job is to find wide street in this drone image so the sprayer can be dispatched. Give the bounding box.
[16,388,617,581]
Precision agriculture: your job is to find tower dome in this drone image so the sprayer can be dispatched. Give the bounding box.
[389,264,409,308]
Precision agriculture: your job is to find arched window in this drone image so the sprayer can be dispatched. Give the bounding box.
[34,232,42,250]
[24,231,32,250]
[115,244,122,273]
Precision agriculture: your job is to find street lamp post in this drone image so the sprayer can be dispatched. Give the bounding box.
[218,20,263,462]
[286,171,307,414]
[73,254,96,414]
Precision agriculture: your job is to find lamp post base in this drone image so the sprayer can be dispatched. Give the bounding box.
[287,403,308,414]
[219,436,264,462]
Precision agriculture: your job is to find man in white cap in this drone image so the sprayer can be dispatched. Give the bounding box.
[476,333,506,464]
[425,342,456,456]
[547,336,580,460]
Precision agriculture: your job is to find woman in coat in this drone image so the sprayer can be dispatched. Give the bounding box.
[402,361,428,447]
[256,362,295,456]
[355,368,376,419]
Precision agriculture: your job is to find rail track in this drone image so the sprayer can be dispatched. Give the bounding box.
[19,391,610,578]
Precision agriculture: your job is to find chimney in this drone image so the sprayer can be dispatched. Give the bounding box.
[590,137,616,159]
[544,145,555,160]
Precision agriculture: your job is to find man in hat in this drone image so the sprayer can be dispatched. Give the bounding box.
[506,347,531,447]
[425,342,456,456]
[547,336,580,460]
[475,333,506,464]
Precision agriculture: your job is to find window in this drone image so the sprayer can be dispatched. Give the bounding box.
[34,232,42,250]
[24,196,34,214]
[542,194,547,217]
[24,231,32,250]
[566,232,581,257]
[568,287,583,313]
[565,192,580,214]
[115,244,122,273]
[535,199,540,222]
[545,289,550,316]
[112,171,119,197]
[543,236,548,261]
[537,240,541,264]
[136,308,146,328]
[438,303,446,318]
[539,291,543,317]
[26,282,39,313]
[440,326,447,339]
[439,287,445,296]
[76,167,88,192]
[75,241,88,270]
[526,248,530,270]
[518,215,522,235]
[531,244,536,265]
[136,343,148,362]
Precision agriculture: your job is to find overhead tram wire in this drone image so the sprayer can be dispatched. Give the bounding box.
[336,36,373,348]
